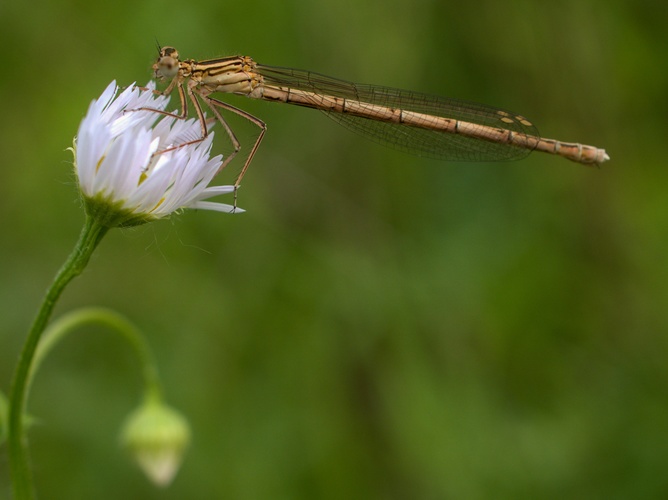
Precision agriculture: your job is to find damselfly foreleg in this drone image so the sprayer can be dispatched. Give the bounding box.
[130,82,217,156]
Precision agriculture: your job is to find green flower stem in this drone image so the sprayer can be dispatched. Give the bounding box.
[29,307,164,404]
[8,215,108,500]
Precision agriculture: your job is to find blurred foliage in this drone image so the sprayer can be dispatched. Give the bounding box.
[1,0,667,498]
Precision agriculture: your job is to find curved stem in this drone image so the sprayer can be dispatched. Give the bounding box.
[7,215,108,500]
[30,308,164,404]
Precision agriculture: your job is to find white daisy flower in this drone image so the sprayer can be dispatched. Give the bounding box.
[73,81,242,227]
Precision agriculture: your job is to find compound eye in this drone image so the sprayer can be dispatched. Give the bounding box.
[161,46,179,60]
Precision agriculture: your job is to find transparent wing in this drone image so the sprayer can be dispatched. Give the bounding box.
[256,65,540,162]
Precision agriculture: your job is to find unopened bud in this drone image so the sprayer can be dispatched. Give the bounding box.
[121,401,191,487]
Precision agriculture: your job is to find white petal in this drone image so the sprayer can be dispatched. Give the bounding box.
[188,201,244,213]
[191,184,235,202]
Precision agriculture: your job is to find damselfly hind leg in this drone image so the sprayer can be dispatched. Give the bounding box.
[198,94,267,199]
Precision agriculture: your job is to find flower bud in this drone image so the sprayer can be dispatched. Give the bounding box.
[120,401,191,487]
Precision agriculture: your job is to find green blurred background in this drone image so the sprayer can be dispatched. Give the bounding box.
[1,0,666,498]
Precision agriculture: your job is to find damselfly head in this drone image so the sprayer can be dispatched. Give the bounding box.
[153,46,181,80]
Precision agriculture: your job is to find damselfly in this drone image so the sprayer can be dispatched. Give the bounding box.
[140,46,609,190]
